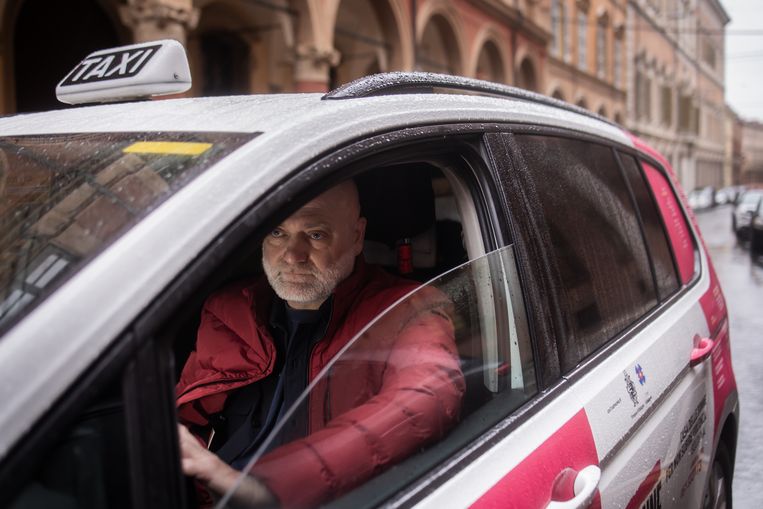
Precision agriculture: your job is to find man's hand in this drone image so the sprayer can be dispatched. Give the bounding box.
[179,424,239,493]
[178,424,278,508]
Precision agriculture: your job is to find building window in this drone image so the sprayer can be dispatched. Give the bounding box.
[563,3,572,62]
[661,85,673,126]
[578,10,588,70]
[614,36,622,87]
[636,69,652,121]
[551,0,560,57]
[702,39,717,70]
[596,18,607,78]
[678,93,698,134]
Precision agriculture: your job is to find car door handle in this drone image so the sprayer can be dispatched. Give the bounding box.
[690,336,715,367]
[546,465,601,509]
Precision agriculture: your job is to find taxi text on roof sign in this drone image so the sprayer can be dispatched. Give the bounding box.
[56,39,192,105]
[60,45,161,86]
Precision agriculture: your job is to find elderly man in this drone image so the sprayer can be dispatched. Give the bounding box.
[176,180,464,508]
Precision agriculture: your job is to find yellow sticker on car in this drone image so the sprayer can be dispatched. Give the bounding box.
[123,141,212,156]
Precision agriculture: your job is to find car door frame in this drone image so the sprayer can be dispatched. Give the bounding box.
[130,121,572,508]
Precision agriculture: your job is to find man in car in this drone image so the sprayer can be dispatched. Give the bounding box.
[176,180,464,508]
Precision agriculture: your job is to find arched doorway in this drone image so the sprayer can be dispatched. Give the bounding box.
[332,0,403,88]
[13,0,121,112]
[475,39,505,83]
[418,14,461,74]
[198,31,250,95]
[190,1,293,95]
[551,88,565,101]
[516,57,537,92]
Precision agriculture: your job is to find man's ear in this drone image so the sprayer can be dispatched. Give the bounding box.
[354,216,367,255]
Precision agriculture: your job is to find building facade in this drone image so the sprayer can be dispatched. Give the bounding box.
[724,104,742,187]
[1,0,746,188]
[547,0,627,124]
[628,0,729,191]
[0,0,629,117]
[740,121,763,185]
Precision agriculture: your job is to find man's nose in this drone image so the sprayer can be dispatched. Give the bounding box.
[282,235,310,264]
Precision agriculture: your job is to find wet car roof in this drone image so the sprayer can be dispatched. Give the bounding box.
[0,93,633,147]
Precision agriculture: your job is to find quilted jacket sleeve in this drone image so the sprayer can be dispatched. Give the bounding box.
[176,282,275,426]
[248,290,465,508]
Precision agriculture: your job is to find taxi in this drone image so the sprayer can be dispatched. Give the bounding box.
[1,40,738,509]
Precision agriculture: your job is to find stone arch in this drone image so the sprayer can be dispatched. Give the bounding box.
[6,0,123,113]
[614,111,623,125]
[576,96,589,110]
[331,0,408,88]
[597,104,608,118]
[417,4,464,74]
[470,28,509,83]
[550,87,566,101]
[516,56,538,92]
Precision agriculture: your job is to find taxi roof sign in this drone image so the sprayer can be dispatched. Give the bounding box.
[56,39,191,105]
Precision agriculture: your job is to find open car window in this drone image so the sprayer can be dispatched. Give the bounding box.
[218,245,537,509]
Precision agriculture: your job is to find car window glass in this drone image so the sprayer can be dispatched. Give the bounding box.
[0,132,254,333]
[218,245,537,509]
[619,154,680,301]
[641,162,696,284]
[8,379,131,509]
[740,190,763,205]
[512,135,657,371]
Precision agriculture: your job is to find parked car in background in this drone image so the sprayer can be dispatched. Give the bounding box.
[750,201,763,260]
[1,41,738,509]
[717,185,746,205]
[688,186,716,210]
[732,189,763,240]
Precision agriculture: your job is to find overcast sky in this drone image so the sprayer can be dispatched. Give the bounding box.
[723,0,763,122]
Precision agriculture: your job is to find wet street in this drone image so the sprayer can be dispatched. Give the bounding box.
[694,204,763,509]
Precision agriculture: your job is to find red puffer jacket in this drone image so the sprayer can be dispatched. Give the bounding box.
[176,258,464,508]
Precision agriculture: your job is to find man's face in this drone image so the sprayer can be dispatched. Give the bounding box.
[262,182,366,310]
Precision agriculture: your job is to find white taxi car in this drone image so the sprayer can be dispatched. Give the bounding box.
[1,41,737,509]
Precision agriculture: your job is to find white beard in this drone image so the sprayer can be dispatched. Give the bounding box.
[262,248,356,306]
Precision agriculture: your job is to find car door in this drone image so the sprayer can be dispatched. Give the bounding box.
[484,131,713,508]
[168,126,576,508]
[204,127,615,509]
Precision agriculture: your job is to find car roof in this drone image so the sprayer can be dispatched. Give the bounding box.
[0,89,634,459]
[0,92,631,142]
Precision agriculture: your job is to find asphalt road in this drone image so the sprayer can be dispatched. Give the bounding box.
[694,204,763,509]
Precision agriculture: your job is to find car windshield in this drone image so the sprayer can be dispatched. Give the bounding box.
[0,132,255,332]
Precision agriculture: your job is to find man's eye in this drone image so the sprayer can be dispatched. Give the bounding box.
[309,232,325,240]
[270,229,284,238]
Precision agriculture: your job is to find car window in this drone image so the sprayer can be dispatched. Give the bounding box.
[0,132,254,332]
[619,153,680,301]
[511,135,658,372]
[740,190,763,205]
[218,245,537,509]
[641,162,696,285]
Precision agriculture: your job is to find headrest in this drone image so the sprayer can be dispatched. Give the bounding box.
[356,164,436,247]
